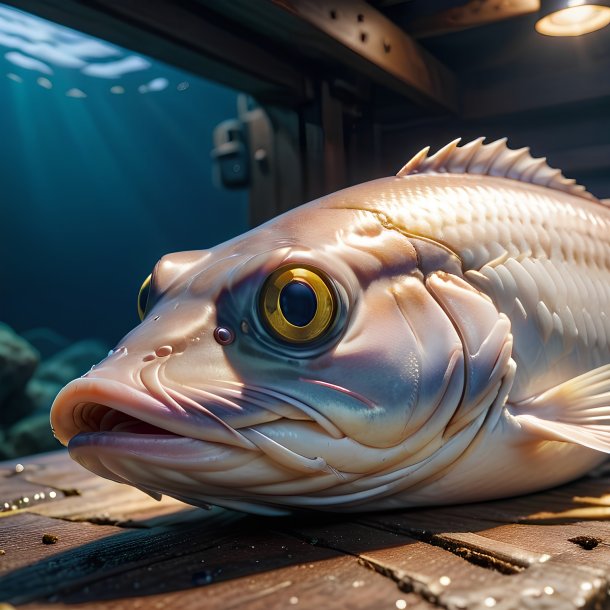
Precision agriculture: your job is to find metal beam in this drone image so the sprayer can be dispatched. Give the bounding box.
[197,0,458,113]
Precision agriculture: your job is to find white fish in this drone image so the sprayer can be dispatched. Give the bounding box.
[51,138,610,515]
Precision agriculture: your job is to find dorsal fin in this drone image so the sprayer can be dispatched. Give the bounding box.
[397,137,599,203]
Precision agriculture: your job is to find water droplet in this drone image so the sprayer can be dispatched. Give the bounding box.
[439,576,451,586]
[49,491,57,499]
[544,586,554,595]
[15,463,24,473]
[289,597,299,605]
[396,600,407,610]
[581,582,593,591]
[352,580,365,588]
[484,598,496,608]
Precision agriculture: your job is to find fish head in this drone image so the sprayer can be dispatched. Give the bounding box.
[51,183,468,513]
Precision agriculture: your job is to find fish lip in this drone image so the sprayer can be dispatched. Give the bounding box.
[50,377,182,446]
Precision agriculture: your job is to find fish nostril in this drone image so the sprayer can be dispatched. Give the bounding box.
[155,345,173,357]
[214,326,235,346]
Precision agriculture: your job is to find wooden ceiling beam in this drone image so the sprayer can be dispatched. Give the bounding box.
[404,0,540,39]
[197,0,459,113]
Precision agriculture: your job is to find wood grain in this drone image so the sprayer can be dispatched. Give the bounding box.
[3,451,610,609]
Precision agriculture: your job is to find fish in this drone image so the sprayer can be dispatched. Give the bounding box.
[50,137,610,515]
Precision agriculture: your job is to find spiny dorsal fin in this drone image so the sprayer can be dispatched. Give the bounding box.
[397,137,599,203]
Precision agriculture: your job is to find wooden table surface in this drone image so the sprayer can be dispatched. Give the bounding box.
[2,451,610,610]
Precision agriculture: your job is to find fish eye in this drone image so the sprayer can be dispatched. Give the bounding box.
[137,273,152,321]
[260,265,337,344]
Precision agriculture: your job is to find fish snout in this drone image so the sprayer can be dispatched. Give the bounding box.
[50,376,171,446]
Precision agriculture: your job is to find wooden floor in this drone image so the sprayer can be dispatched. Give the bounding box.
[2,452,610,609]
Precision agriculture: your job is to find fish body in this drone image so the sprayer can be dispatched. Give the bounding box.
[51,138,610,514]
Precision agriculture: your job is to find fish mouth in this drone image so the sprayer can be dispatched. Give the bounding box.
[51,377,258,450]
[50,376,356,513]
[50,376,265,501]
[52,377,187,446]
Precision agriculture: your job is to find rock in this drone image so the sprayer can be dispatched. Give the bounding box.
[20,327,71,360]
[3,378,63,421]
[0,323,39,426]
[35,340,109,386]
[8,413,62,456]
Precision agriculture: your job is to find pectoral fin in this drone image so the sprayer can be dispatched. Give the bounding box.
[512,364,610,453]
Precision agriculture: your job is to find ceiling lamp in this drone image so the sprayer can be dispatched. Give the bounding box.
[536,0,610,36]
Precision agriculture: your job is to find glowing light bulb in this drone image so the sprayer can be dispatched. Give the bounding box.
[536,3,610,36]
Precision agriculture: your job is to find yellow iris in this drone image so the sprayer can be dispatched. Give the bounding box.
[260,265,336,344]
[137,273,152,321]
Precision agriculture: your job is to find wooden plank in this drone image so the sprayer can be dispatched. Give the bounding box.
[403,0,539,38]
[15,554,436,610]
[1,452,191,526]
[0,512,124,574]
[0,512,430,609]
[199,0,458,112]
[4,451,610,608]
[278,515,610,609]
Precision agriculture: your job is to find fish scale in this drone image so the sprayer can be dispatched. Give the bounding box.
[324,173,610,401]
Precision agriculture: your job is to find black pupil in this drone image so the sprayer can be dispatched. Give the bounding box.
[139,281,151,316]
[279,281,317,327]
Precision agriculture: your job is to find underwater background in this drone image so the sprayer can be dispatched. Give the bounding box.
[0,4,248,457]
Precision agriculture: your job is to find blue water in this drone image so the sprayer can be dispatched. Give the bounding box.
[0,4,248,345]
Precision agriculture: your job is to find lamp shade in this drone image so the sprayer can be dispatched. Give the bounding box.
[536,0,610,35]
